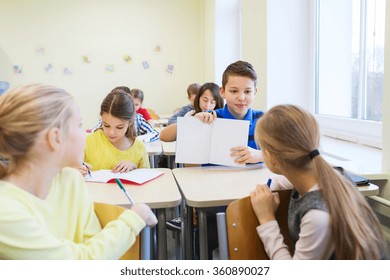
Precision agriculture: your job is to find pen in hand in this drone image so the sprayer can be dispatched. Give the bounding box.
[82,162,92,178]
[267,178,272,188]
[115,178,135,205]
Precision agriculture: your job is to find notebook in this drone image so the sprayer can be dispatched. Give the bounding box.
[85,169,164,185]
[175,117,250,167]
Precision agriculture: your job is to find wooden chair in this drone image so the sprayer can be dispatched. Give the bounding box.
[225,189,293,260]
[94,202,140,260]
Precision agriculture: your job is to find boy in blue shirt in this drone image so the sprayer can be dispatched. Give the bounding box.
[179,61,265,259]
[196,60,264,164]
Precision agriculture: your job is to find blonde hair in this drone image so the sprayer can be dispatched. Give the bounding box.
[255,104,386,259]
[0,84,74,178]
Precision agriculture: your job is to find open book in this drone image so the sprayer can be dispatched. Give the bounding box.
[175,117,249,167]
[85,169,164,185]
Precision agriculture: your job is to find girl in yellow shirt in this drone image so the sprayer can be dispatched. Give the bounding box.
[82,89,150,174]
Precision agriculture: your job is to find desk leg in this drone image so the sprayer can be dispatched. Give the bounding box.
[198,208,208,260]
[141,227,151,260]
[156,208,167,259]
[184,204,193,260]
[149,155,155,168]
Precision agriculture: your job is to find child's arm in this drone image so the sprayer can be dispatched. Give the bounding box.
[230,146,263,164]
[159,124,178,142]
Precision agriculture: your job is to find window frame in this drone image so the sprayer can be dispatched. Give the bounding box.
[314,0,383,149]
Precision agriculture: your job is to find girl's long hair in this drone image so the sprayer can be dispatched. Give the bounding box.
[255,104,386,259]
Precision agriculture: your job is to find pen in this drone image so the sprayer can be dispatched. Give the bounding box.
[82,162,92,178]
[267,178,272,188]
[115,178,135,205]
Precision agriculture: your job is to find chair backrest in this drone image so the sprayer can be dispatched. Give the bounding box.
[94,202,140,260]
[226,189,293,260]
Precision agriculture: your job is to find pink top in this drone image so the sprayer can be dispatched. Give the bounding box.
[137,107,152,121]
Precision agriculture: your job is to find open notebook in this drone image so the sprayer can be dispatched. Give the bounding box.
[85,169,164,185]
[175,117,249,167]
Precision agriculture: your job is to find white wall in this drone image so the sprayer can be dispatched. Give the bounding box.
[266,0,314,111]
[0,0,203,128]
[242,0,267,111]
[382,1,390,174]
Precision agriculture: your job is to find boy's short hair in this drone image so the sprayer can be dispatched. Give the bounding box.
[187,83,201,98]
[221,60,257,89]
[131,88,144,103]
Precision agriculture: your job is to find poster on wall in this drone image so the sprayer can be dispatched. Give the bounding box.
[13,65,23,74]
[34,44,46,56]
[165,64,174,75]
[44,63,54,73]
[82,55,91,64]
[153,44,162,54]
[0,81,9,95]
[123,54,132,64]
[63,67,73,76]
[105,64,115,73]
[142,60,150,70]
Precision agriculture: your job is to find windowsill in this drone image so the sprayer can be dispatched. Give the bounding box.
[320,135,388,180]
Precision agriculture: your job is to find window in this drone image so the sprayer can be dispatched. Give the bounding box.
[315,0,386,148]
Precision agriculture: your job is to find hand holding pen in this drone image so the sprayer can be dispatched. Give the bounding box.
[80,162,92,177]
[115,178,157,227]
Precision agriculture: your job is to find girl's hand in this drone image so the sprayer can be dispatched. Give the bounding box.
[230,146,263,164]
[194,110,216,124]
[78,162,92,176]
[131,203,158,227]
[184,110,195,117]
[112,161,137,173]
[250,184,280,224]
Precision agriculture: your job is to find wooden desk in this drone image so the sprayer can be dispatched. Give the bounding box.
[86,168,181,259]
[173,164,272,259]
[172,165,379,260]
[161,141,180,168]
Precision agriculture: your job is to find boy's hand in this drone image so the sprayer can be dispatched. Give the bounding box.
[113,161,137,173]
[193,111,216,124]
[230,146,263,164]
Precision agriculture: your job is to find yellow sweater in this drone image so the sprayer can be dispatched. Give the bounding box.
[0,168,145,260]
[84,130,150,170]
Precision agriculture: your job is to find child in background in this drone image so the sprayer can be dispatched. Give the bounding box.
[251,104,387,259]
[81,89,150,175]
[160,82,224,142]
[131,88,155,126]
[0,84,157,259]
[167,83,201,125]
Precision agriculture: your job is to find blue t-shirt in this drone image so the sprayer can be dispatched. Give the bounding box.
[215,105,264,149]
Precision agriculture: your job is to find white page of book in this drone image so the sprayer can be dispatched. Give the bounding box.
[175,117,213,164]
[175,117,250,167]
[210,118,249,167]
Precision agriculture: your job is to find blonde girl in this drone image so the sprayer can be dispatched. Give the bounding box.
[251,104,386,259]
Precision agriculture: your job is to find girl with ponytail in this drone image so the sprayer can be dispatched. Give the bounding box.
[250,104,386,259]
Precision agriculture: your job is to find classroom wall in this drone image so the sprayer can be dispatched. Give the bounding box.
[0,0,203,128]
[266,0,314,111]
[242,0,267,111]
[381,1,390,181]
